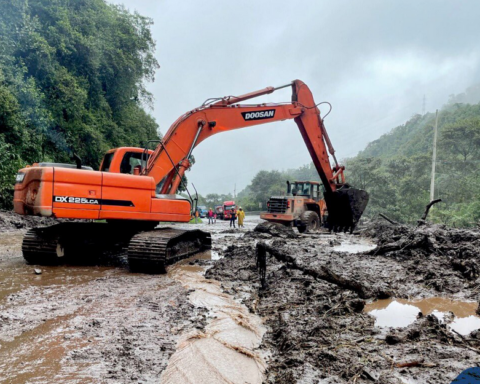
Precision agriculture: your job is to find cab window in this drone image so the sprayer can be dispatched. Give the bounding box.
[100,152,114,172]
[120,152,150,174]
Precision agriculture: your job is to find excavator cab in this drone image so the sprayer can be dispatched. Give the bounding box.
[99,147,153,174]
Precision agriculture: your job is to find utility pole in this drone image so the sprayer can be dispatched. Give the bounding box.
[422,94,426,115]
[430,109,439,201]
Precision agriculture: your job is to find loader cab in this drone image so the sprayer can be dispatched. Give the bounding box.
[289,181,323,201]
[100,147,153,174]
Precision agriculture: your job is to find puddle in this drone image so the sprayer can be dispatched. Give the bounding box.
[0,260,118,303]
[365,297,480,335]
[332,235,376,253]
[0,311,99,384]
[162,251,266,384]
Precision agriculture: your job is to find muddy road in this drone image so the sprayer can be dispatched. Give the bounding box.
[0,214,260,383]
[1,212,480,383]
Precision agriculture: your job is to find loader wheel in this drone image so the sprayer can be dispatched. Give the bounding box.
[300,211,320,233]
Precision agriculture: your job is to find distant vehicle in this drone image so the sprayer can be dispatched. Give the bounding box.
[196,205,208,218]
[215,205,224,220]
[261,181,328,233]
[223,201,236,220]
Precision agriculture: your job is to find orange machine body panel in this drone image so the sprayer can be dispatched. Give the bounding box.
[14,168,54,217]
[14,147,191,222]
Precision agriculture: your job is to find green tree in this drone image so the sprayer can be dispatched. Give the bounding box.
[0,0,161,208]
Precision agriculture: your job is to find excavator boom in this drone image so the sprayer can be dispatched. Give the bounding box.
[143,80,368,229]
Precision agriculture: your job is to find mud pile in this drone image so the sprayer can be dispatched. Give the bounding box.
[245,222,297,239]
[0,210,59,231]
[365,220,480,295]
[207,222,480,383]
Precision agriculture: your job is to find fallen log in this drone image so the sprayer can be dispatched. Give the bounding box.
[396,360,437,368]
[261,243,375,299]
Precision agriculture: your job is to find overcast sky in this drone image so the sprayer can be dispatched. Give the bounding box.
[110,0,480,195]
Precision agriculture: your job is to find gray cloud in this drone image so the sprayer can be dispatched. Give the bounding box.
[110,0,480,194]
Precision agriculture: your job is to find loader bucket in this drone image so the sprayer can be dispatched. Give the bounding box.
[324,186,369,232]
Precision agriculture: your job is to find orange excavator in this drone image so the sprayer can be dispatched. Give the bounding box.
[13,80,368,272]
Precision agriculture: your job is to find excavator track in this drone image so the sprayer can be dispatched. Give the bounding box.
[22,228,65,265]
[20,222,211,273]
[127,228,211,273]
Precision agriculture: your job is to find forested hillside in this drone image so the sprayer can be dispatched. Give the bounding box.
[235,96,480,227]
[0,0,159,208]
[346,102,480,226]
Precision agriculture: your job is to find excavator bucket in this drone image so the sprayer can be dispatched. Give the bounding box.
[324,186,369,232]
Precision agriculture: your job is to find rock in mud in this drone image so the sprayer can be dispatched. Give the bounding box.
[252,222,297,239]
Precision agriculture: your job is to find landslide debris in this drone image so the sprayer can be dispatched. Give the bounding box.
[207,220,480,383]
[0,210,59,232]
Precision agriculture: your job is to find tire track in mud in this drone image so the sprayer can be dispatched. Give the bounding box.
[162,261,267,384]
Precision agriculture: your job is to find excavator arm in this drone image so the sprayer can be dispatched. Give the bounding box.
[147,80,341,194]
[144,80,368,230]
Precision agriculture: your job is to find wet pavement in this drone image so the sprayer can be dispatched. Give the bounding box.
[161,253,266,384]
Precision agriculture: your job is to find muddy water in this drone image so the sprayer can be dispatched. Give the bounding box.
[162,252,266,384]
[365,297,480,335]
[0,260,114,302]
[332,235,376,253]
[0,262,120,383]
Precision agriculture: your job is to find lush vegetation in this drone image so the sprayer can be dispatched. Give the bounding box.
[346,102,480,227]
[233,92,480,227]
[0,0,159,208]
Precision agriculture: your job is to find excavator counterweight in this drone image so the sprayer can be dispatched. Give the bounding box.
[13,79,368,271]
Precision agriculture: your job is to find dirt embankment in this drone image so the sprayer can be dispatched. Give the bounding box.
[207,221,480,383]
[0,209,60,232]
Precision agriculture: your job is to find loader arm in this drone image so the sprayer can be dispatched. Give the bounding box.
[145,80,342,195]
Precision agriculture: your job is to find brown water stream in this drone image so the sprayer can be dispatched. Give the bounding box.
[0,262,116,383]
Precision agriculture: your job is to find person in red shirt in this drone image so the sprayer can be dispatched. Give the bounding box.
[207,208,214,224]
